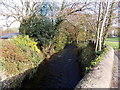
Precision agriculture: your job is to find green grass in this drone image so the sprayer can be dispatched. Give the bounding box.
[105,41,119,49]
[105,37,120,49]
[106,37,119,41]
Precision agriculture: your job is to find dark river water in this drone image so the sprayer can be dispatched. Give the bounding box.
[19,45,82,89]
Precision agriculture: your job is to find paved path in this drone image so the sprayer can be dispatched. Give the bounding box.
[111,50,120,88]
[20,45,82,89]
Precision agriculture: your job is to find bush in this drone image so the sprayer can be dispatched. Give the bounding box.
[85,46,109,74]
[0,35,44,77]
[1,40,26,76]
[2,40,26,63]
[19,16,57,47]
[79,43,95,75]
[53,32,67,52]
[12,35,44,66]
[12,35,40,53]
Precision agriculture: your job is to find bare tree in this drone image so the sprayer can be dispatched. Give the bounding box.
[0,0,45,27]
[95,2,102,52]
[94,0,116,51]
[102,1,116,45]
[99,0,111,51]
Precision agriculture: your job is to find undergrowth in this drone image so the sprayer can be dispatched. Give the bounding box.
[0,35,44,77]
[85,46,109,74]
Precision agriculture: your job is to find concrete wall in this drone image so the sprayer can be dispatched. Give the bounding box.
[75,46,114,88]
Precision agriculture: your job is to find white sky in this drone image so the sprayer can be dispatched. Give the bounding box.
[0,0,65,30]
[0,0,119,30]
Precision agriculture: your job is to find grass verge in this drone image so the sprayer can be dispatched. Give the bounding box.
[105,37,119,49]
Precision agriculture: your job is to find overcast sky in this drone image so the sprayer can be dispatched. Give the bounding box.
[0,0,119,30]
[0,0,65,30]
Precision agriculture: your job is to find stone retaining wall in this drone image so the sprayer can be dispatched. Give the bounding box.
[0,69,31,90]
[0,73,25,90]
[75,46,114,88]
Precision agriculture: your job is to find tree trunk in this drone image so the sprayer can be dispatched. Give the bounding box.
[95,2,102,52]
[102,2,114,46]
[99,0,111,51]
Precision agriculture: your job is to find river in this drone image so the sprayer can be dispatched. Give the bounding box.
[19,44,82,89]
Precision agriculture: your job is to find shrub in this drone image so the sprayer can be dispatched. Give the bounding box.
[19,16,57,47]
[85,46,109,74]
[1,40,30,76]
[1,40,26,63]
[12,35,40,53]
[0,35,44,77]
[2,60,19,76]
[79,43,95,75]
[12,35,44,66]
[53,32,67,52]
